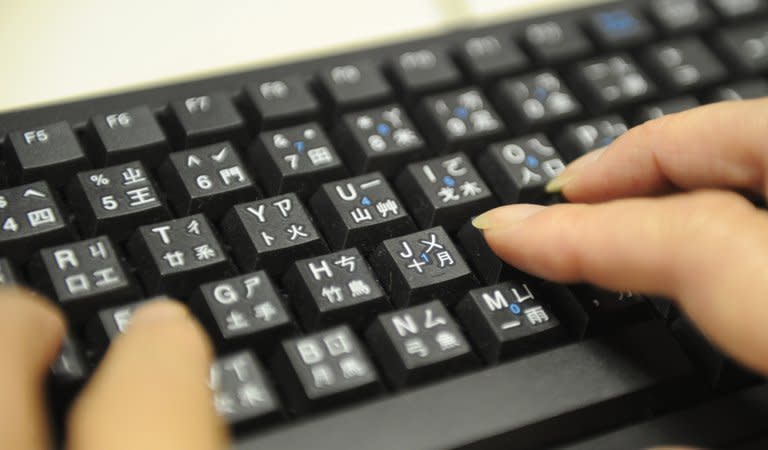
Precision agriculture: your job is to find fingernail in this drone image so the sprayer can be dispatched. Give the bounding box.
[130,299,189,326]
[545,146,608,193]
[472,204,545,230]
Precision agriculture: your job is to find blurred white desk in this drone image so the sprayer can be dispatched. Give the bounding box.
[0,0,606,113]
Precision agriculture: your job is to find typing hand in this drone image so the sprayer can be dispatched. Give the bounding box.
[474,98,768,377]
[0,288,229,450]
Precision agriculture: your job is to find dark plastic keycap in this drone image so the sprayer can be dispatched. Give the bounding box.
[165,92,247,149]
[316,60,393,111]
[709,79,768,102]
[643,38,727,90]
[49,335,89,411]
[4,121,90,187]
[715,22,768,74]
[495,70,582,132]
[241,75,319,129]
[557,115,628,161]
[635,96,700,123]
[648,0,715,33]
[456,34,528,82]
[283,248,390,330]
[571,54,656,112]
[309,172,415,253]
[0,257,20,285]
[587,9,655,48]
[85,105,170,167]
[87,300,145,353]
[456,221,519,285]
[710,0,768,19]
[388,48,463,95]
[523,19,593,63]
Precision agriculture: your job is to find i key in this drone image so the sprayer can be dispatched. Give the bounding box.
[242,75,320,129]
[310,172,415,253]
[370,226,477,307]
[283,248,390,330]
[366,300,476,388]
[85,106,170,167]
[158,142,258,219]
[556,115,628,161]
[316,59,393,112]
[127,214,235,297]
[165,92,247,149]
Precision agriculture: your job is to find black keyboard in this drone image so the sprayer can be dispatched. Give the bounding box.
[3,0,768,448]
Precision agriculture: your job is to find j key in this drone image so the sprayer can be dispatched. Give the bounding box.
[316,60,393,111]
[221,193,327,276]
[587,9,655,49]
[716,22,768,74]
[710,0,768,19]
[191,271,294,353]
[635,96,700,123]
[522,20,593,63]
[250,123,346,198]
[477,134,566,204]
[572,54,656,112]
[67,162,170,240]
[283,249,390,330]
[0,258,20,285]
[4,121,90,187]
[335,104,428,175]
[369,226,477,307]
[495,71,582,132]
[211,351,282,431]
[159,142,258,219]
[0,182,73,263]
[310,173,415,253]
[33,236,138,323]
[643,38,726,91]
[165,92,247,149]
[457,221,518,285]
[396,153,495,231]
[648,0,715,33]
[127,214,235,297]
[241,75,319,129]
[88,300,145,353]
[85,106,170,167]
[417,88,504,153]
[273,325,380,413]
[556,115,628,161]
[457,281,564,363]
[456,35,528,82]
[709,79,768,102]
[366,300,476,388]
[49,335,89,410]
[388,48,462,95]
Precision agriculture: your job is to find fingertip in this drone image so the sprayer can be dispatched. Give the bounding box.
[473,204,546,231]
[0,287,66,368]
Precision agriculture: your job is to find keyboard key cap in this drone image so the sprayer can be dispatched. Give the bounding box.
[250,123,346,198]
[85,106,170,167]
[127,214,235,297]
[67,162,170,241]
[523,20,593,63]
[0,182,73,263]
[396,153,495,231]
[335,104,428,175]
[643,38,727,90]
[457,281,564,363]
[49,335,88,410]
[417,88,504,153]
[588,9,655,48]
[388,48,462,95]
[710,0,768,19]
[648,0,715,33]
[309,172,415,253]
[241,75,319,129]
[495,71,582,132]
[635,96,700,123]
[477,134,566,204]
[370,226,477,307]
[316,60,393,111]
[456,35,528,81]
[556,115,628,161]
[211,351,282,431]
[456,221,518,285]
[715,22,768,74]
[283,248,390,330]
[191,271,294,353]
[87,300,145,352]
[159,142,258,220]
[708,79,768,102]
[572,54,656,112]
[366,300,476,387]
[0,257,20,285]
[4,121,90,187]
[273,325,380,413]
[221,193,327,276]
[165,92,247,149]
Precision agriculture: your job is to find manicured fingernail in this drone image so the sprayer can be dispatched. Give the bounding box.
[130,299,189,326]
[472,204,545,230]
[545,146,607,193]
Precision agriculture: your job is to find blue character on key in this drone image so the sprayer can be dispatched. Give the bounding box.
[294,140,305,153]
[377,123,391,136]
[361,196,372,206]
[453,106,469,120]
[525,155,540,169]
[597,11,638,36]
[443,175,456,187]
[509,303,522,315]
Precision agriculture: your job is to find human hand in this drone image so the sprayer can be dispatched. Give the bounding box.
[0,287,229,450]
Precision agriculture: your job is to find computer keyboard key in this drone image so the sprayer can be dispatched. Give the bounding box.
[241,75,320,129]
[316,60,393,111]
[715,22,768,74]
[309,172,415,253]
[221,193,327,276]
[457,281,564,363]
[710,0,768,19]
[250,123,346,198]
[648,0,715,33]
[643,38,727,91]
[366,300,476,388]
[557,115,628,161]
[4,121,90,187]
[49,335,89,409]
[0,258,20,285]
[635,96,700,123]
[165,92,247,149]
[33,236,139,322]
[127,214,235,297]
[191,271,294,353]
[335,104,428,175]
[572,54,656,112]
[67,162,170,240]
[370,226,477,307]
[211,351,282,431]
[0,182,73,263]
[85,105,170,167]
[588,9,655,49]
[709,79,768,102]
[388,48,463,95]
[456,35,528,82]
[477,134,566,204]
[283,248,390,330]
[88,300,145,352]
[396,153,495,231]
[523,20,593,63]
[456,221,518,285]
[274,325,380,413]
[159,142,258,220]
[495,71,582,131]
[417,88,504,153]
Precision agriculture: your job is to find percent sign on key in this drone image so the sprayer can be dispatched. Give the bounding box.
[90,174,110,186]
